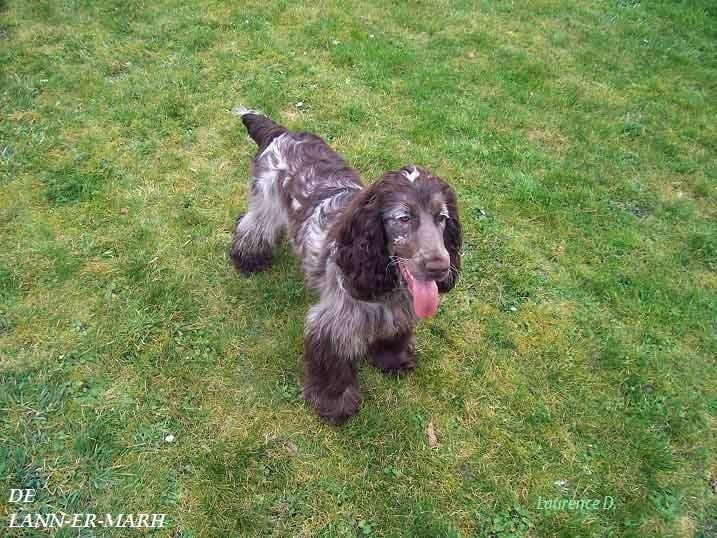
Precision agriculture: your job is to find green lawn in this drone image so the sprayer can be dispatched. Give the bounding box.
[1,1,715,536]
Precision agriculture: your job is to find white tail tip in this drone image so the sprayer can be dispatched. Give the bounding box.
[231,105,263,117]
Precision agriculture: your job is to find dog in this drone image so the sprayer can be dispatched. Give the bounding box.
[229,108,462,424]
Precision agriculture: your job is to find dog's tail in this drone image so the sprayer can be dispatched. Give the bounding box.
[232,106,287,153]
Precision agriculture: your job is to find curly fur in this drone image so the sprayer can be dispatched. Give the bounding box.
[437,184,461,293]
[334,185,399,301]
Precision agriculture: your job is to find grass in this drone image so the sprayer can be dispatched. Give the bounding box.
[0,0,715,536]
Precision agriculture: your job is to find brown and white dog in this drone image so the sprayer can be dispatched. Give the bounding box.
[230,108,461,424]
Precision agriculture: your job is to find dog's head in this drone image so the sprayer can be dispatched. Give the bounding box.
[335,165,462,317]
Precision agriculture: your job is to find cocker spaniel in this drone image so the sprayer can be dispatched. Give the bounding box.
[230,108,462,424]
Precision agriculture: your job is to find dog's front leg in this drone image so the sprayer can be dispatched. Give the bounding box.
[369,331,417,374]
[302,309,362,425]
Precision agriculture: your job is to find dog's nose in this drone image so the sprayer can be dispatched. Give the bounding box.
[423,254,450,280]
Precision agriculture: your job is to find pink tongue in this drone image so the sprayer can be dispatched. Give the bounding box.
[408,276,439,319]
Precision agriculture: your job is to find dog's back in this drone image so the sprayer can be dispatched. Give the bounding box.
[230,108,363,287]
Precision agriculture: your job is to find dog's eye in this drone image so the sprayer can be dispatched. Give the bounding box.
[398,215,411,224]
[436,213,449,224]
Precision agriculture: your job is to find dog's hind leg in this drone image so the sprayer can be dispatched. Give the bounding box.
[229,146,288,274]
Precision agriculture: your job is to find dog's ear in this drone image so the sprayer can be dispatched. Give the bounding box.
[335,186,397,300]
[438,183,462,293]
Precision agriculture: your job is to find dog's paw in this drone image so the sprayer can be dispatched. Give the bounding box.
[230,250,273,275]
[229,214,274,275]
[370,346,417,374]
[304,384,362,426]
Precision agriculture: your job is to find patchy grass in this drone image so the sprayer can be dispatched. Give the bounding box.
[1,1,715,536]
